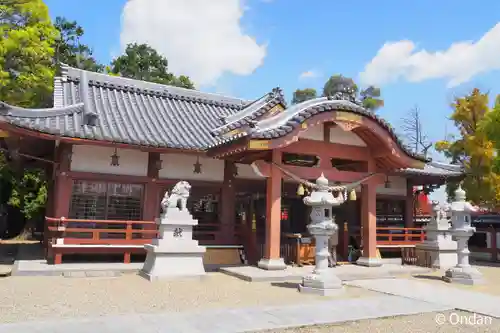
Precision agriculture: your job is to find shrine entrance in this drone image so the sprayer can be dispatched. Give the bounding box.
[208,99,431,270]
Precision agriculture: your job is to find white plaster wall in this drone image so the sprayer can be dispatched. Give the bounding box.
[299,125,367,147]
[376,176,407,196]
[159,154,224,181]
[347,176,407,196]
[329,126,366,147]
[235,163,261,179]
[71,145,148,176]
[299,125,324,141]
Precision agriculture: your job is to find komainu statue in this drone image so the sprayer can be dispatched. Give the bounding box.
[160,181,191,212]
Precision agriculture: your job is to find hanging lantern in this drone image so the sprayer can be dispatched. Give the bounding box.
[193,156,202,174]
[155,159,163,171]
[349,189,357,201]
[384,175,391,188]
[297,183,305,196]
[110,148,120,166]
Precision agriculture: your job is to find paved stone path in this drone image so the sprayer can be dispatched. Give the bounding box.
[0,294,452,333]
[346,278,500,318]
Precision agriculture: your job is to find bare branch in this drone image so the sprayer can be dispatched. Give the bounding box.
[400,105,432,156]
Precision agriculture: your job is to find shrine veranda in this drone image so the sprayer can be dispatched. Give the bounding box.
[0,65,465,267]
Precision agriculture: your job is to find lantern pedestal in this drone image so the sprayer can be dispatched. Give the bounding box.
[443,230,483,285]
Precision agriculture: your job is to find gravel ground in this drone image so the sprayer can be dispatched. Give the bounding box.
[255,311,500,333]
[0,272,377,323]
[403,264,500,296]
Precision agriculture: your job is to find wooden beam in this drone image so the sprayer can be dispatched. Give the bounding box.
[281,139,370,162]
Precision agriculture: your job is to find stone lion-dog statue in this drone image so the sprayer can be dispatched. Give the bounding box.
[161,181,191,212]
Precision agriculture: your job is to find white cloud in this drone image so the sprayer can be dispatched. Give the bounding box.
[359,23,500,88]
[120,0,267,86]
[299,70,320,80]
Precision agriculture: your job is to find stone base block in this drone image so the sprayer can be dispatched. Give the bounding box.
[257,258,287,271]
[298,284,344,296]
[299,269,343,296]
[428,251,458,270]
[443,266,484,285]
[141,250,206,281]
[356,257,383,267]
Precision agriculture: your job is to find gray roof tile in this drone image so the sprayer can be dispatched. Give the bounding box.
[0,65,249,150]
[209,94,427,161]
[210,87,286,137]
[0,66,466,178]
[399,161,464,177]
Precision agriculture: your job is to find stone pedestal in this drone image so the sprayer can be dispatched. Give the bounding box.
[257,258,287,270]
[444,230,483,285]
[416,202,457,269]
[140,207,206,281]
[299,174,344,296]
[443,186,483,285]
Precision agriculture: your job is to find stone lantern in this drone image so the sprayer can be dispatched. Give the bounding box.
[299,173,344,296]
[443,185,483,285]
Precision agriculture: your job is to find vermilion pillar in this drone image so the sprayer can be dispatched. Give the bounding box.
[258,150,286,270]
[219,160,236,244]
[53,142,73,218]
[143,152,161,226]
[405,179,415,228]
[357,161,382,267]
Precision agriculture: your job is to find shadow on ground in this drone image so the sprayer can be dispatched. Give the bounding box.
[271,282,299,289]
[412,274,444,282]
[471,260,500,268]
[0,242,44,262]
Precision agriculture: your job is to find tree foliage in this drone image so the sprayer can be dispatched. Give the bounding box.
[53,17,103,73]
[292,88,317,104]
[435,88,500,206]
[110,43,195,89]
[321,75,384,112]
[0,0,59,107]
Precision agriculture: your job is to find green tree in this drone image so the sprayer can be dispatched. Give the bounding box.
[435,88,500,206]
[110,43,195,89]
[0,0,55,237]
[322,75,358,97]
[360,85,384,111]
[292,88,317,104]
[322,74,384,112]
[0,0,59,107]
[53,17,103,73]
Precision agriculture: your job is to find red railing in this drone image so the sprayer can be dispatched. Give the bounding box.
[45,217,242,264]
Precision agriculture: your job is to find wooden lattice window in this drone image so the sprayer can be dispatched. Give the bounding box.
[69,180,144,221]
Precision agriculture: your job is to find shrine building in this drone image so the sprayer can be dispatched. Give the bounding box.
[0,65,464,267]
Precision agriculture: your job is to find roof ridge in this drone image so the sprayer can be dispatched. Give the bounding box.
[60,64,248,108]
[0,101,84,118]
[210,87,286,137]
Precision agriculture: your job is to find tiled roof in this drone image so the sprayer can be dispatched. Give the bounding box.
[399,161,464,177]
[0,65,250,150]
[210,87,286,137]
[0,65,465,180]
[210,93,428,162]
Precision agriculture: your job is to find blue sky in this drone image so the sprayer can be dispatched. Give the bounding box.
[45,0,500,201]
